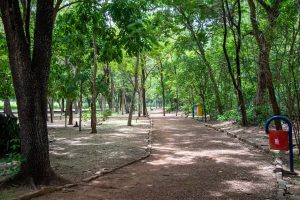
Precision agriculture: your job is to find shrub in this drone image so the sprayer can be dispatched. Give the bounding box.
[0,114,20,155]
[102,109,112,121]
[217,109,241,122]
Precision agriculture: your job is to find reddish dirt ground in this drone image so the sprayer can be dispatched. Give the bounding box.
[37,110,276,200]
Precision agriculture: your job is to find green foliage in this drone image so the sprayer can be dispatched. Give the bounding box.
[82,109,112,122]
[0,115,20,154]
[0,153,25,177]
[217,109,241,122]
[102,109,112,121]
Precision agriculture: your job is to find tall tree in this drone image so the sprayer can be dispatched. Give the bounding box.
[0,0,63,184]
[221,0,247,126]
[247,0,282,128]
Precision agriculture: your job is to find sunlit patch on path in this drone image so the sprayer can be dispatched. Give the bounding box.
[38,110,276,200]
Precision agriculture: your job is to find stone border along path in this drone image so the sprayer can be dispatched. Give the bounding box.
[11,119,153,200]
[201,120,292,200]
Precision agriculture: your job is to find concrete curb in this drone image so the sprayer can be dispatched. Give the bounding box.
[204,122,288,200]
[12,118,154,200]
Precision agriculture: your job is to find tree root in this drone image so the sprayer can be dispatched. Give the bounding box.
[0,170,70,190]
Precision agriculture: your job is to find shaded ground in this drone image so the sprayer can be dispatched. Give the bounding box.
[38,110,277,200]
[48,115,150,182]
[0,114,150,199]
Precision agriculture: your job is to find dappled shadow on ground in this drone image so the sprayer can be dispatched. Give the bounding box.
[38,111,276,200]
[48,115,150,182]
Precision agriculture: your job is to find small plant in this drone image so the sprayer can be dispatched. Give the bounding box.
[0,114,20,154]
[82,109,112,122]
[0,152,25,177]
[101,109,112,121]
[217,109,241,122]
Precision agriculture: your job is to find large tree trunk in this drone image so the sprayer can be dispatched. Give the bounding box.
[4,98,14,117]
[159,60,166,116]
[128,53,139,126]
[91,34,98,133]
[0,1,57,184]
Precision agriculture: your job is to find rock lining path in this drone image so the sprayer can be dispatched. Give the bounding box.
[37,110,276,199]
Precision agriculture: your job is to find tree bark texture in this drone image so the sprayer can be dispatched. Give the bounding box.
[128,53,139,126]
[0,0,55,184]
[91,34,98,133]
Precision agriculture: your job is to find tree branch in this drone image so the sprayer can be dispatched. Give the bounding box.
[256,0,271,11]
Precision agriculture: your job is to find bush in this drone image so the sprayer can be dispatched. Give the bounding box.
[0,114,20,155]
[217,109,241,122]
[82,109,112,122]
[246,104,271,125]
[102,109,112,121]
[166,105,176,113]
[0,152,24,177]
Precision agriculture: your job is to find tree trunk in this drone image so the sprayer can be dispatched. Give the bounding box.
[128,53,139,126]
[159,60,166,116]
[48,98,54,123]
[176,88,179,116]
[61,98,64,115]
[79,81,83,131]
[99,97,103,112]
[4,98,14,117]
[248,0,282,129]
[122,87,125,115]
[192,92,195,119]
[138,91,141,117]
[74,101,78,114]
[199,92,206,122]
[221,0,247,126]
[177,7,223,115]
[109,67,114,110]
[68,99,73,125]
[0,0,56,184]
[141,56,147,117]
[115,93,119,113]
[91,34,98,133]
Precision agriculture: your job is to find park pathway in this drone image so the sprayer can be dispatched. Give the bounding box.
[38,110,276,199]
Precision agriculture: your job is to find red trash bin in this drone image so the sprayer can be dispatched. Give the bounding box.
[269,130,289,151]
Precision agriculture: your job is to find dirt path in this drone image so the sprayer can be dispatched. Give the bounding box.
[37,110,276,200]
